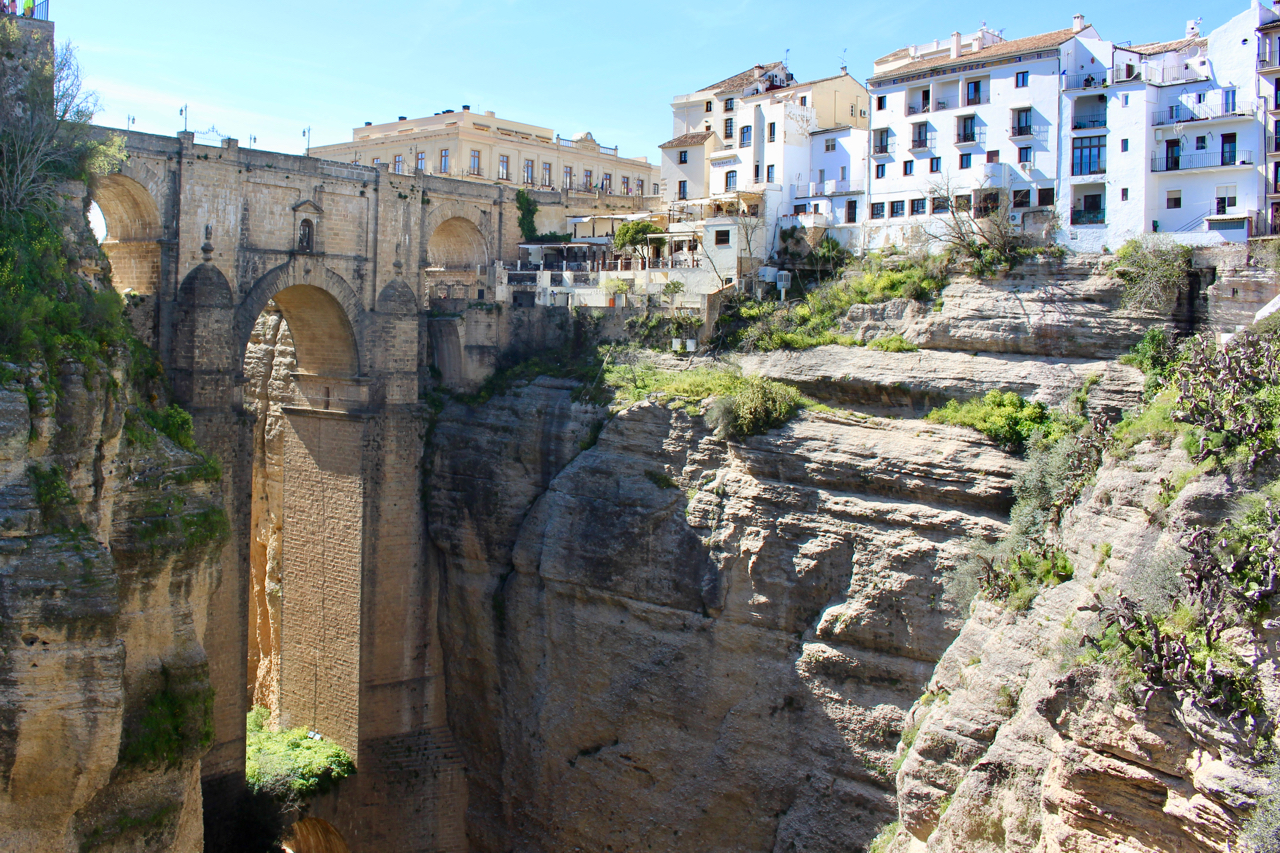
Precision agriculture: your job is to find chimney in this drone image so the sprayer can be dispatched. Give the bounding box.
[1186,18,1200,37]
[1072,14,1085,33]
[951,31,962,59]
[364,121,372,127]
[462,105,471,111]
[398,116,407,121]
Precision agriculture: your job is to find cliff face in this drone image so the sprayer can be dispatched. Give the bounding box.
[0,359,225,853]
[430,377,1027,851]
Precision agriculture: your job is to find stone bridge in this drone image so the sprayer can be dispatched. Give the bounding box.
[89,129,540,851]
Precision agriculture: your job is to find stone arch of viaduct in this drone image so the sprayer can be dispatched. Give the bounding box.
[86,128,534,852]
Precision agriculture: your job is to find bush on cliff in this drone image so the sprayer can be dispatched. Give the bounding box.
[705,375,804,439]
[245,707,354,801]
[926,390,1064,452]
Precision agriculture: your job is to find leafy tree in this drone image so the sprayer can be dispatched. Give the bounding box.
[662,279,684,312]
[614,221,665,259]
[515,189,539,242]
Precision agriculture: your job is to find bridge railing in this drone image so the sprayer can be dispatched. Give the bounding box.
[32,1,49,20]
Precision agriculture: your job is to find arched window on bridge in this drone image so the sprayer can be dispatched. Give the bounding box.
[298,219,314,253]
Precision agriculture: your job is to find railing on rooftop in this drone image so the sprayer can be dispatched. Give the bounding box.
[1153,65,1209,85]
[1151,150,1254,172]
[1063,71,1110,90]
[1150,100,1255,126]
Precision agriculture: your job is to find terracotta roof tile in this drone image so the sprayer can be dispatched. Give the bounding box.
[700,62,785,94]
[659,131,714,149]
[869,28,1078,82]
[1127,36,1207,56]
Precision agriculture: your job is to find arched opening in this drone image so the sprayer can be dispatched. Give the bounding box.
[242,283,363,753]
[91,173,162,296]
[282,818,350,853]
[426,216,487,269]
[298,219,314,253]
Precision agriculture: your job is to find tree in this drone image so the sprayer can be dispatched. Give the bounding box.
[0,22,121,222]
[662,279,684,314]
[812,236,849,283]
[614,221,665,262]
[921,174,1020,271]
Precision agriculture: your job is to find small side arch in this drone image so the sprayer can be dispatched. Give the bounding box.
[92,173,164,296]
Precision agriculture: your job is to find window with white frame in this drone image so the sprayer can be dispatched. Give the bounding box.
[498,155,509,180]
[824,138,836,152]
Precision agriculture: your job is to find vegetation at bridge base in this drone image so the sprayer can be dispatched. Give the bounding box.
[245,707,355,801]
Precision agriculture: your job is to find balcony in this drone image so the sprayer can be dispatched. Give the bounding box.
[1260,55,1280,70]
[1150,150,1254,172]
[872,141,895,156]
[1072,112,1107,130]
[1151,65,1210,85]
[955,128,985,145]
[909,133,935,151]
[931,99,950,111]
[907,104,931,116]
[468,167,484,177]
[1070,209,1106,225]
[1150,100,1255,126]
[1010,124,1034,138]
[1064,72,1109,90]
[1071,160,1107,177]
[964,95,991,106]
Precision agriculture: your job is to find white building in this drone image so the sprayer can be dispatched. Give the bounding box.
[787,125,869,250]
[658,63,869,291]
[863,18,1100,249]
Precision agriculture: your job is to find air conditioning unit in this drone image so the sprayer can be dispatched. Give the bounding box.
[1008,211,1022,225]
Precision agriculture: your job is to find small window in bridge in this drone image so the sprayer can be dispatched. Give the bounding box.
[299,219,314,252]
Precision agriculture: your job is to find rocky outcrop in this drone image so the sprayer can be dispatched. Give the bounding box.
[432,378,1022,852]
[841,258,1166,359]
[0,360,225,853]
[740,345,1144,418]
[884,436,1269,853]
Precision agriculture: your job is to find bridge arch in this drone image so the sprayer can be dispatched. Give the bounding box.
[236,259,364,379]
[426,216,489,269]
[91,173,163,296]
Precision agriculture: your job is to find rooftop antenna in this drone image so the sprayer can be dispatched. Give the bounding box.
[179,104,188,132]
[302,126,311,154]
[838,48,848,70]
[784,48,790,68]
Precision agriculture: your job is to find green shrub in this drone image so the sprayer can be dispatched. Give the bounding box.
[28,463,74,522]
[644,469,676,489]
[141,404,197,452]
[926,390,1063,451]
[1113,237,1193,310]
[246,707,355,801]
[868,821,901,853]
[120,667,214,768]
[867,334,919,353]
[1119,327,1176,378]
[705,376,803,439]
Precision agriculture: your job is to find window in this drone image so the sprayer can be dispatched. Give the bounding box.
[1120,187,1129,201]
[740,125,752,147]
[1015,70,1029,88]
[1166,189,1182,209]
[724,118,734,138]
[394,154,404,174]
[1216,184,1238,212]
[768,122,776,142]
[871,202,886,219]
[563,165,573,188]
[637,180,644,195]
[439,149,449,173]
[524,159,534,183]
[903,161,914,176]
[470,149,481,175]
[584,169,592,188]
[747,204,759,216]
[800,96,807,106]
[930,157,941,173]
[959,115,976,142]
[931,197,949,213]
[794,203,809,214]
[966,80,982,105]
[754,164,760,181]
[1120,139,1129,152]
[890,200,905,217]
[498,154,509,180]
[621,176,629,194]
[818,169,826,182]
[1224,88,1237,112]
[875,163,886,179]
[846,199,858,222]
[298,219,314,252]
[714,229,730,246]
[959,153,972,169]
[1018,146,1031,164]
[542,162,552,186]
[1038,187,1055,207]
[954,195,972,211]
[372,158,381,166]
[840,166,847,181]
[678,150,688,164]
[678,180,688,200]
[705,100,713,112]
[1014,108,1032,135]
[1196,92,1206,105]
[1071,136,1105,175]
[910,198,926,215]
[1222,132,1238,164]
[603,173,612,191]
[725,98,735,111]
[876,95,887,110]
[1195,136,1207,151]
[986,150,999,164]
[1013,189,1030,208]
[1122,94,1130,106]
[417,152,426,172]
[725,169,737,191]
[825,138,837,152]
[766,164,775,182]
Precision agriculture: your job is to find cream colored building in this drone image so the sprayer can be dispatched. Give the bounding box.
[309,107,660,198]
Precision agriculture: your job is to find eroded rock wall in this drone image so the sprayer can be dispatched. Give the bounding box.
[0,360,225,852]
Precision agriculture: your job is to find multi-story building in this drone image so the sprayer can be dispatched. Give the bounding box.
[309,106,660,197]
[658,63,869,290]
[787,125,869,248]
[1258,13,1280,232]
[863,18,1101,249]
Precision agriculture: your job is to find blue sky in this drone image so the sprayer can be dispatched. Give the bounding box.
[61,0,1242,162]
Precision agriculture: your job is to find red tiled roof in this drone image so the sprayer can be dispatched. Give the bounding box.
[700,62,785,94]
[1127,36,1207,56]
[659,131,714,149]
[869,28,1079,82]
